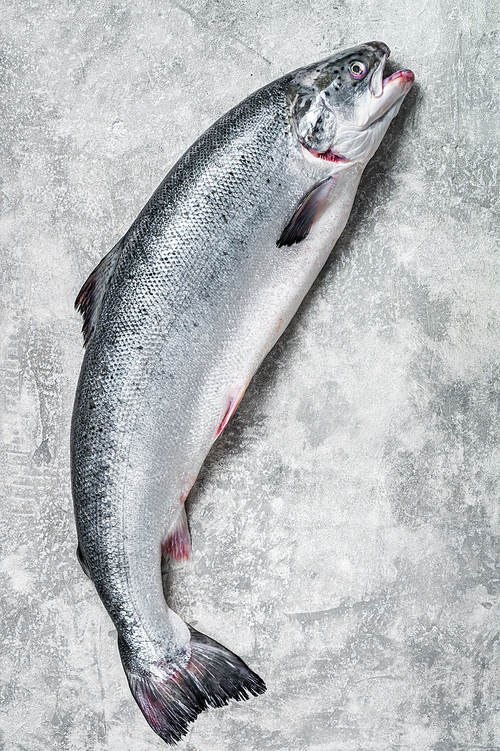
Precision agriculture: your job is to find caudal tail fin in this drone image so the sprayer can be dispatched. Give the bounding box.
[119,625,266,745]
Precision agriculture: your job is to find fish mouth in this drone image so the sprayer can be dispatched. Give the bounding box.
[365,68,415,126]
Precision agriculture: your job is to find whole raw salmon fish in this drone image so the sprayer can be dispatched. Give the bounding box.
[71,42,414,744]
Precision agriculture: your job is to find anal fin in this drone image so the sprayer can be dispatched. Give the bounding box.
[162,506,191,561]
[277,176,337,248]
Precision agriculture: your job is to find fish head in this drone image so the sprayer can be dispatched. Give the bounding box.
[290,42,414,165]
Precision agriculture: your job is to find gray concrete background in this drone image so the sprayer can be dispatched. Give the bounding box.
[1,1,500,749]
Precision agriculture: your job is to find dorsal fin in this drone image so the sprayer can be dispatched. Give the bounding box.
[75,237,125,347]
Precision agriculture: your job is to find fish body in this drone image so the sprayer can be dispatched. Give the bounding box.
[71,42,414,744]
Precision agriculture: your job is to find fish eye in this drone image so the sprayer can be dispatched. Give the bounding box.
[348,60,368,80]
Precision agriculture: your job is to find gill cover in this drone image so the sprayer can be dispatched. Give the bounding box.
[292,91,338,153]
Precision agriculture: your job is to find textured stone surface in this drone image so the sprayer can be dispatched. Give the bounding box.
[1,1,500,749]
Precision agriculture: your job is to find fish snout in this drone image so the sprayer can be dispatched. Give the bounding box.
[383,68,415,95]
[398,69,415,87]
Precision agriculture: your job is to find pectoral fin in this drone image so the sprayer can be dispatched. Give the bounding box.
[277,176,337,248]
